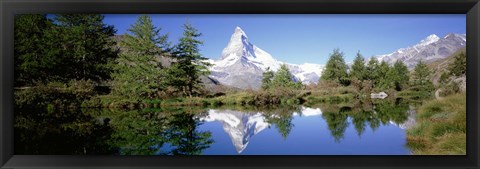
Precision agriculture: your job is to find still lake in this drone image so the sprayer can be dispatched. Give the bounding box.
[15,101,416,155]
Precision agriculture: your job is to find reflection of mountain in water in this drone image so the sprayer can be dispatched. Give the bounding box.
[296,107,323,117]
[201,107,323,153]
[389,107,417,129]
[201,110,269,153]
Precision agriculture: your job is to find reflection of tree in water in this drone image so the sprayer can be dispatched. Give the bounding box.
[321,106,349,143]
[373,99,409,125]
[349,109,370,137]
[348,101,379,136]
[16,106,214,155]
[317,99,410,143]
[15,108,116,155]
[107,107,213,155]
[262,106,299,140]
[163,110,214,155]
[106,108,169,155]
[15,100,412,154]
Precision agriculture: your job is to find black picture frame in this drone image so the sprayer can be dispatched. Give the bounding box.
[1,0,479,168]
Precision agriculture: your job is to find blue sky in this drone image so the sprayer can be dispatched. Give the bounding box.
[103,14,465,65]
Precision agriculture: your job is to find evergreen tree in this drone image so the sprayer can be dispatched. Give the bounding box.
[366,58,380,87]
[439,71,451,85]
[112,15,168,99]
[382,60,409,91]
[261,67,275,90]
[14,14,56,86]
[350,51,367,81]
[172,22,211,97]
[448,52,466,76]
[320,49,349,86]
[393,61,410,91]
[377,61,391,89]
[55,14,118,83]
[270,64,302,90]
[378,61,390,76]
[162,63,188,95]
[119,15,170,56]
[411,60,434,92]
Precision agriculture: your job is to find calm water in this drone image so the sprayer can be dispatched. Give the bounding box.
[14,100,416,155]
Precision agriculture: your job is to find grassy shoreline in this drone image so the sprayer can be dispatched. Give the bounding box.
[81,86,361,109]
[406,92,466,155]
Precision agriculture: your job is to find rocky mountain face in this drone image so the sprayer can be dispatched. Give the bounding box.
[375,33,466,69]
[208,27,324,90]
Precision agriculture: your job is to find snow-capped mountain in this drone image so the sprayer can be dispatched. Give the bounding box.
[208,27,324,90]
[375,33,466,69]
[201,109,269,153]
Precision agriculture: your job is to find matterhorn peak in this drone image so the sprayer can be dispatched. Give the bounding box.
[220,26,253,60]
[230,26,248,42]
[234,26,248,38]
[208,26,324,90]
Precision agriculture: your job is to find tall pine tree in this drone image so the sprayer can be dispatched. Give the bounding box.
[261,67,275,90]
[377,61,391,89]
[320,49,349,86]
[270,64,302,90]
[350,51,367,81]
[112,15,169,99]
[411,60,434,92]
[448,52,466,76]
[55,14,118,83]
[366,58,380,87]
[381,60,409,91]
[14,14,56,86]
[172,22,211,97]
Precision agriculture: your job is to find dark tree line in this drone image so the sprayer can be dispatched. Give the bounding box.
[15,14,117,86]
[15,14,211,101]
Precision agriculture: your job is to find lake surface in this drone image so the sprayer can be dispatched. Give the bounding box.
[14,101,416,155]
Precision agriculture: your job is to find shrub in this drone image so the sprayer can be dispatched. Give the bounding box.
[440,81,460,97]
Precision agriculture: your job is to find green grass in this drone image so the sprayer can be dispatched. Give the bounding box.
[304,93,355,104]
[406,92,466,155]
[396,90,433,100]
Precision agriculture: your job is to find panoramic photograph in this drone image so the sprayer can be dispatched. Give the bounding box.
[14,14,466,155]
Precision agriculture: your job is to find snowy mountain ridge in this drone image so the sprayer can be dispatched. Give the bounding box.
[374,33,466,69]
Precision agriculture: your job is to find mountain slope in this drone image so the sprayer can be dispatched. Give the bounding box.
[208,27,324,90]
[426,47,466,91]
[375,33,466,69]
